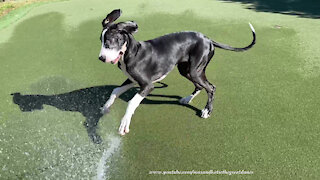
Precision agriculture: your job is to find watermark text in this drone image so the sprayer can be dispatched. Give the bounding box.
[149,170,254,175]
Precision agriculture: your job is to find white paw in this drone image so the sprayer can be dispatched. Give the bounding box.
[179,96,193,105]
[118,116,131,136]
[201,109,210,119]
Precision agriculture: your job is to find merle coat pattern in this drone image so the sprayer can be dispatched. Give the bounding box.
[98,9,256,135]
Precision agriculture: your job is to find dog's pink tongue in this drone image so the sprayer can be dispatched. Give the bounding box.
[111,55,121,64]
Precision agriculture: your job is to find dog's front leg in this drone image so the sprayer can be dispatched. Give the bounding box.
[118,84,154,135]
[101,79,134,114]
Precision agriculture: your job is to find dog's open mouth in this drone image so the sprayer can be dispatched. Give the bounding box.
[110,51,124,64]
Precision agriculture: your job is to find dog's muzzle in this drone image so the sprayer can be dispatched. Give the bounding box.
[98,51,124,64]
[99,42,127,64]
[99,55,106,62]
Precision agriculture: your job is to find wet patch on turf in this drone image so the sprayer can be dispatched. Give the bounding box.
[1,4,320,179]
[0,108,122,179]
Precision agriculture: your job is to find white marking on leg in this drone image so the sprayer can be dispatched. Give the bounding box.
[179,90,201,104]
[118,93,144,135]
[201,108,210,119]
[95,136,121,180]
[102,83,135,114]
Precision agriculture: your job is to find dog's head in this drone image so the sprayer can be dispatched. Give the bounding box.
[99,9,138,64]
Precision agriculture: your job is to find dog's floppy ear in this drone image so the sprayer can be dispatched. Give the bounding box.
[102,9,122,27]
[118,21,138,34]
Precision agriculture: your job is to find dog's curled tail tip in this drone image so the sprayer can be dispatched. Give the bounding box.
[249,23,255,33]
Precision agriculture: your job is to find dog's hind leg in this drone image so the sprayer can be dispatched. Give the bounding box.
[177,62,203,105]
[190,70,216,118]
[101,78,135,114]
[199,74,216,118]
[188,52,216,118]
[179,87,201,105]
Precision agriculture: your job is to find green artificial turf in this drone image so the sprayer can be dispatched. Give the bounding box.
[0,0,320,179]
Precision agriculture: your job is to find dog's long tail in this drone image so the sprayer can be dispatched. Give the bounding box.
[211,23,256,52]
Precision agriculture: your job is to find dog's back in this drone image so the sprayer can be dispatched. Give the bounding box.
[143,31,213,64]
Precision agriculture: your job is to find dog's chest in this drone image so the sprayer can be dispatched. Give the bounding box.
[119,60,136,83]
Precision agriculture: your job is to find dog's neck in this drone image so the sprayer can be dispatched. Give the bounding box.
[123,33,140,63]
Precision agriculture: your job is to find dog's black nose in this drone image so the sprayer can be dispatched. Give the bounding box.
[99,56,105,62]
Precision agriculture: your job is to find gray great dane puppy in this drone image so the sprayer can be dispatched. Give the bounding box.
[98,9,256,135]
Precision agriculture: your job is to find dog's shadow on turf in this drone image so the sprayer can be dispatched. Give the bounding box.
[11,82,200,144]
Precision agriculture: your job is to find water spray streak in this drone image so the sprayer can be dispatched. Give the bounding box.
[95,136,121,180]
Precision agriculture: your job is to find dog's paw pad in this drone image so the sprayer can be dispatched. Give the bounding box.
[201,109,210,119]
